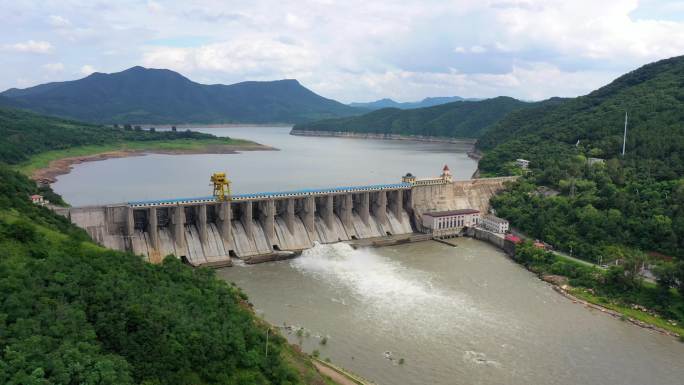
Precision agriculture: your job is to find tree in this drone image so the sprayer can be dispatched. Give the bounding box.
[652,261,677,304]
[676,261,684,297]
[621,250,647,288]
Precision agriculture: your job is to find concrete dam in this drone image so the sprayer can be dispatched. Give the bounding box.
[62,172,516,267]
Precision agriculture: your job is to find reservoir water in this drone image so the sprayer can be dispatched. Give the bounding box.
[53,126,476,206]
[53,126,684,384]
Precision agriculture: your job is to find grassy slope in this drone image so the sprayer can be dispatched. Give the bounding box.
[14,138,254,176]
[569,287,684,336]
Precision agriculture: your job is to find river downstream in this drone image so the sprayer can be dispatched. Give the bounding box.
[52,126,684,384]
[220,240,684,385]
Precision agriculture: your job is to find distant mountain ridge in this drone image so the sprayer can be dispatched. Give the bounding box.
[294,96,532,139]
[0,66,363,124]
[349,96,481,110]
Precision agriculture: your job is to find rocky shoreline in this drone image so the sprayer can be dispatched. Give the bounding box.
[290,129,477,145]
[31,143,273,185]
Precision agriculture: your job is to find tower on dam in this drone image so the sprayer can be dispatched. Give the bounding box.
[62,167,516,267]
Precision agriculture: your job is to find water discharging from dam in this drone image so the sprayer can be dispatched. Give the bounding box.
[219,239,684,385]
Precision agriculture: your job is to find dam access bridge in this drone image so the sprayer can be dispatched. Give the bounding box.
[61,168,516,267]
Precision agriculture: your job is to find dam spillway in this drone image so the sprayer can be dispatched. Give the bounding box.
[63,175,516,267]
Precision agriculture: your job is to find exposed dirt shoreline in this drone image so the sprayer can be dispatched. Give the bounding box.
[139,123,292,129]
[290,129,477,145]
[31,143,274,185]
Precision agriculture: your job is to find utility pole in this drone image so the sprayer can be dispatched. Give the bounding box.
[265,328,269,358]
[622,111,628,156]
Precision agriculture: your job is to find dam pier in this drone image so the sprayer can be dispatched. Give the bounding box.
[60,168,515,266]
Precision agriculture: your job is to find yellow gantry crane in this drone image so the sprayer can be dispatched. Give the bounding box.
[211,172,232,201]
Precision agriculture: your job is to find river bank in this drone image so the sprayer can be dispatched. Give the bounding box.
[552,284,682,338]
[511,242,684,339]
[448,226,684,339]
[290,129,477,145]
[17,139,274,185]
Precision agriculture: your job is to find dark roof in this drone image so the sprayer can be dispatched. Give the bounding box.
[423,209,480,217]
[483,214,508,223]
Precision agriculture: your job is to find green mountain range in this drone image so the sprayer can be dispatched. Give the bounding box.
[0,66,362,124]
[293,96,531,138]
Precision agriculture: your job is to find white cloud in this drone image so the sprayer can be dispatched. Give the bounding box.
[469,45,487,53]
[491,0,684,60]
[308,61,611,103]
[49,15,71,27]
[454,45,488,54]
[80,64,96,75]
[43,62,65,72]
[142,37,318,77]
[147,1,164,13]
[2,1,684,101]
[3,40,53,54]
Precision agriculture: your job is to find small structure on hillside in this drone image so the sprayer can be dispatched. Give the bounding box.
[587,157,605,166]
[505,234,522,244]
[533,240,547,250]
[480,214,509,233]
[534,186,560,198]
[516,159,530,169]
[421,208,480,238]
[30,194,45,205]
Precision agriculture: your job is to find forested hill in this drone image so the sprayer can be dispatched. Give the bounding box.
[0,66,362,124]
[478,55,684,266]
[478,55,684,179]
[293,96,531,138]
[0,106,227,165]
[0,166,326,384]
[0,109,329,384]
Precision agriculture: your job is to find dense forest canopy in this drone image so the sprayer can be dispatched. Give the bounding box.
[293,96,531,138]
[477,55,684,263]
[0,166,317,385]
[0,107,326,384]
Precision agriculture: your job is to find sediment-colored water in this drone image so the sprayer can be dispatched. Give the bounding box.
[218,240,684,385]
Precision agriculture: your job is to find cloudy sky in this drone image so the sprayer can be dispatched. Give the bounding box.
[2,0,684,102]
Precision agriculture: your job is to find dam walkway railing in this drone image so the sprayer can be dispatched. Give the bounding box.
[127,182,412,208]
